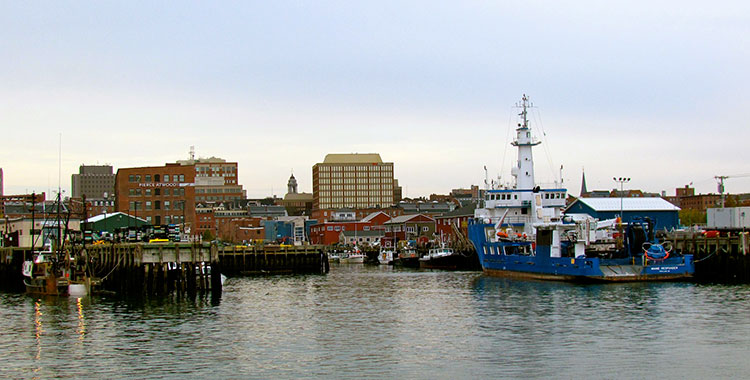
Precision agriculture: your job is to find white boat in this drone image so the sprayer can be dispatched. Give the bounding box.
[378,248,394,265]
[339,246,365,264]
[339,252,365,264]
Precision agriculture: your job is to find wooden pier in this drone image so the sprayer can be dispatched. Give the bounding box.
[672,232,750,282]
[0,243,330,296]
[219,245,330,276]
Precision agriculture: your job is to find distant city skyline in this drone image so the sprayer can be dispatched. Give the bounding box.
[2,2,749,199]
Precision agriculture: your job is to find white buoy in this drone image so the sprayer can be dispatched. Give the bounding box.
[68,284,88,297]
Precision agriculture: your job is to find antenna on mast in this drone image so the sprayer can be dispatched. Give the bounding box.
[189,146,195,161]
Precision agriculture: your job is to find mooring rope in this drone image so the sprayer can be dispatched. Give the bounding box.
[99,254,123,281]
[693,248,721,264]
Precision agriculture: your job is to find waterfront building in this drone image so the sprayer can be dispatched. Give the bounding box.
[308,211,391,245]
[116,154,247,240]
[383,214,436,245]
[341,229,383,246]
[84,212,147,235]
[114,163,196,230]
[565,197,680,230]
[312,153,396,219]
[435,203,477,243]
[309,219,370,245]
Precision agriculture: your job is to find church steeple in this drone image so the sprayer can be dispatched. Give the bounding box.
[580,168,588,196]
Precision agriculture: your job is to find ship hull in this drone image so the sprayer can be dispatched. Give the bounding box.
[24,276,68,296]
[469,222,694,282]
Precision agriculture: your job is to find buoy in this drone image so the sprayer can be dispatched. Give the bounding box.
[68,284,88,297]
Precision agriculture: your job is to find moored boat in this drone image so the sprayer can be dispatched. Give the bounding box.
[22,245,69,296]
[378,248,394,265]
[339,246,365,264]
[467,95,694,282]
[419,246,460,270]
[394,247,420,268]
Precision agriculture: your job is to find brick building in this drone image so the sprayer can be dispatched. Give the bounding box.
[176,156,245,204]
[115,163,195,229]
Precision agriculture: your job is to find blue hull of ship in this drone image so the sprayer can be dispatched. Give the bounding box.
[468,222,694,282]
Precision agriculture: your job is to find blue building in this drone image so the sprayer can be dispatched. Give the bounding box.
[565,197,681,231]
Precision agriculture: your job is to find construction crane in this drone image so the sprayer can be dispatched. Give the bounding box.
[715,174,750,207]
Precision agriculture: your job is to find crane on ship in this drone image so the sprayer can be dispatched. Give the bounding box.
[715,173,750,207]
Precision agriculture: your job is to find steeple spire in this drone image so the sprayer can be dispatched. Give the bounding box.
[580,168,588,196]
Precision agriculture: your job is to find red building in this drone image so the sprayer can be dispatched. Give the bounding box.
[115,164,196,229]
[383,214,436,245]
[309,211,394,245]
[309,221,370,245]
[435,204,477,243]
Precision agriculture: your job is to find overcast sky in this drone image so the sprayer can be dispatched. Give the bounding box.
[2,1,749,199]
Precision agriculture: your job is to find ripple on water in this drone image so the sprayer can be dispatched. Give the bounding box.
[2,266,750,379]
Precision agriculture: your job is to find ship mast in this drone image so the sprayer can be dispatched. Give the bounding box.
[510,94,541,190]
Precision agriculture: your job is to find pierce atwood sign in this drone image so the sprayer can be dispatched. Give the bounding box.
[138,183,195,188]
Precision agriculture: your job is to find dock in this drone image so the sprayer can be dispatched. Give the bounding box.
[0,243,330,296]
[672,232,750,282]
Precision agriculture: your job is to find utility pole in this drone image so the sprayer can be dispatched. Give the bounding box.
[716,175,728,208]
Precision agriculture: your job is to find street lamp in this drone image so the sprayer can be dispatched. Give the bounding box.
[613,177,631,222]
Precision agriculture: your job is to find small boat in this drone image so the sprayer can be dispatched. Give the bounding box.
[339,246,365,264]
[328,251,341,263]
[394,247,420,268]
[378,248,394,265]
[419,246,462,270]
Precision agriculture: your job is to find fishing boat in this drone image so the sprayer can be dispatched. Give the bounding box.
[419,246,461,270]
[378,247,394,265]
[467,95,694,282]
[394,246,420,268]
[22,243,70,296]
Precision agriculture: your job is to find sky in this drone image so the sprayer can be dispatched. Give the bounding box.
[1,1,749,199]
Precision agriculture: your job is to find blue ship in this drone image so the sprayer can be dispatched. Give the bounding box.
[467,95,694,282]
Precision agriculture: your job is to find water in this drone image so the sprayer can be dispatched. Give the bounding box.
[2,264,750,379]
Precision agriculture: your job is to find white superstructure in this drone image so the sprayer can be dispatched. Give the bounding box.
[474,95,567,238]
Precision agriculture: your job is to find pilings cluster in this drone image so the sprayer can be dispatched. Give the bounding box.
[81,242,222,296]
[220,245,329,276]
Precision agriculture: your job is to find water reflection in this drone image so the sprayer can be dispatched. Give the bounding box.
[76,298,86,344]
[2,270,750,379]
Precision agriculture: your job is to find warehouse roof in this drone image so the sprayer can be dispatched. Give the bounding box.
[568,197,680,212]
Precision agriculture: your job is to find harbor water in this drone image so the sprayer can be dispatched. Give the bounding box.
[2,264,750,379]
